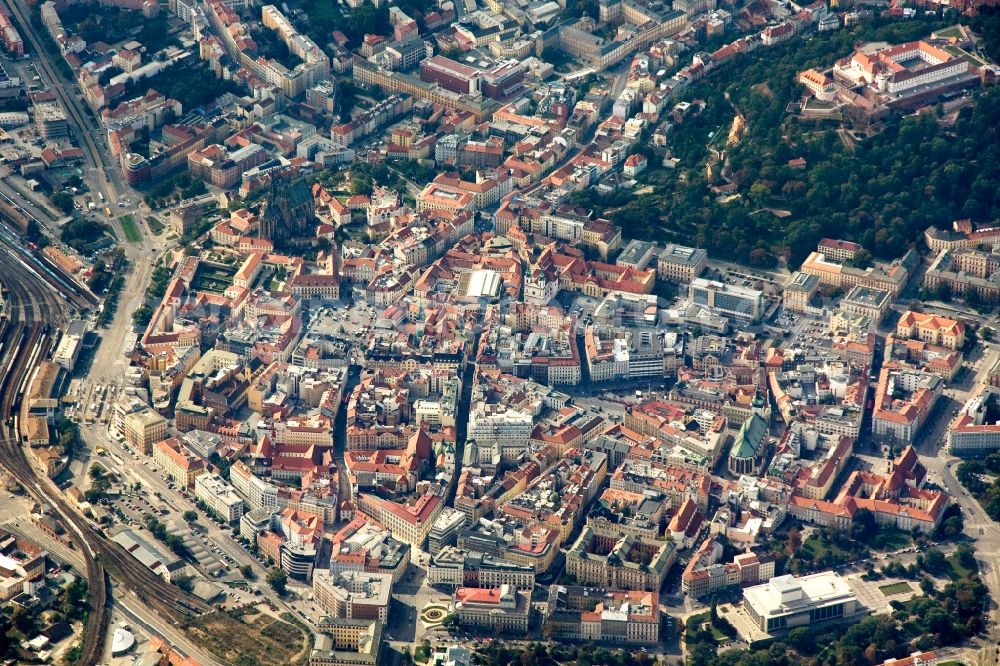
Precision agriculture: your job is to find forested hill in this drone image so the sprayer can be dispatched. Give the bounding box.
[572,11,1000,269]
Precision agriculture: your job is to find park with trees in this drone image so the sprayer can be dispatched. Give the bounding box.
[686,541,986,666]
[571,11,1000,270]
[957,451,1000,519]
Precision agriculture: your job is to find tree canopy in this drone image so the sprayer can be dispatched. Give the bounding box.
[574,14,1000,267]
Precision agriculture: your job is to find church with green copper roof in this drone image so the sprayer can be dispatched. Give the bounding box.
[728,412,767,476]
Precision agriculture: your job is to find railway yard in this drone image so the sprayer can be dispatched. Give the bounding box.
[0,219,212,664]
[0,0,999,663]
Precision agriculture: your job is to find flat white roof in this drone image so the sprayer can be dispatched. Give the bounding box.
[744,571,856,616]
[465,269,502,298]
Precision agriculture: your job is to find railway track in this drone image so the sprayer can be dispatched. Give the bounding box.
[0,260,209,665]
[0,2,215,656]
[0,189,36,234]
[0,206,98,312]
[0,0,121,206]
[0,324,110,666]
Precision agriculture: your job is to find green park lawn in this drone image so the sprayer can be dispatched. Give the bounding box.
[119,215,142,243]
[878,581,912,596]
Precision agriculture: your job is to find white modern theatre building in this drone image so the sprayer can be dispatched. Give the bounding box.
[740,572,866,636]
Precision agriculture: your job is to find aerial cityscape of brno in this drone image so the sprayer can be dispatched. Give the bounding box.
[2,0,1000,663]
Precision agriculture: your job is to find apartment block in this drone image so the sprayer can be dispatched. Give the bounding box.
[451,585,530,635]
[124,409,168,455]
[428,546,535,590]
[895,310,965,350]
[948,387,1000,455]
[152,437,206,489]
[566,526,676,591]
[310,618,382,666]
[689,278,763,321]
[545,586,660,646]
[356,493,444,548]
[657,243,708,283]
[312,570,393,621]
[195,473,245,522]
[427,508,467,554]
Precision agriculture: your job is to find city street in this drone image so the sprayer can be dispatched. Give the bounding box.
[71,419,290,607]
[2,2,1000,665]
[916,415,1000,666]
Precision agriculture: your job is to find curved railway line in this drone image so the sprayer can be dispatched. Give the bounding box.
[0,322,110,665]
[0,200,98,313]
[0,2,212,660]
[0,251,210,665]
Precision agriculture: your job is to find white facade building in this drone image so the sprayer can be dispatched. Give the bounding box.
[195,473,245,522]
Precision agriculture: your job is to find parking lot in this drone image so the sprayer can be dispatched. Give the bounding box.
[305,300,380,357]
[89,442,258,585]
[772,308,841,354]
[186,525,239,576]
[559,292,603,329]
[100,479,171,527]
[230,532,273,570]
[101,486,239,579]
